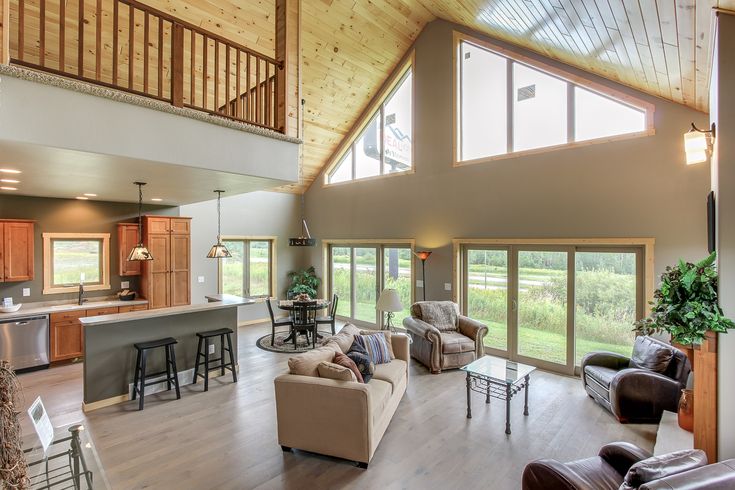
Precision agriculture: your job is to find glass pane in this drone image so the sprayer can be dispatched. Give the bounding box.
[329,151,352,184]
[383,247,412,327]
[354,247,377,323]
[331,247,351,317]
[52,240,101,285]
[575,252,637,365]
[517,251,568,365]
[221,240,244,297]
[249,241,270,297]
[466,249,508,351]
[513,63,567,151]
[460,42,508,160]
[355,116,381,180]
[383,71,413,173]
[574,87,646,141]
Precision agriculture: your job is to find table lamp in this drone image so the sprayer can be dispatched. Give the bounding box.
[376,288,403,331]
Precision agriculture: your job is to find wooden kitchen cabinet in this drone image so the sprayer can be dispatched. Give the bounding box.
[50,310,86,361]
[118,223,142,276]
[0,220,35,282]
[118,304,149,313]
[140,216,191,309]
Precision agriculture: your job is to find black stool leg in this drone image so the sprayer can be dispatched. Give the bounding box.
[193,336,203,385]
[165,345,172,391]
[169,344,181,400]
[132,348,142,401]
[220,334,225,376]
[204,339,210,392]
[138,349,148,411]
[331,320,335,336]
[226,332,237,383]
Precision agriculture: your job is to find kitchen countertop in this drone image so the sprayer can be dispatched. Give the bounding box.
[79,296,254,326]
[0,298,150,322]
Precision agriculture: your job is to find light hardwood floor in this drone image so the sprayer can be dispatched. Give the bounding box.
[16,322,657,489]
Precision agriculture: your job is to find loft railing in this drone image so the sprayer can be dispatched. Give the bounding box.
[8,0,282,132]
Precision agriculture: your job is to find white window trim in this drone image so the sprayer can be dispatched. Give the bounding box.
[217,236,277,301]
[453,31,656,167]
[42,233,111,295]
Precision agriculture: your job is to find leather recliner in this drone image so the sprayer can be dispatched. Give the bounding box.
[581,336,691,423]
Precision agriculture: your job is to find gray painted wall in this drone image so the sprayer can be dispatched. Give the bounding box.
[711,11,735,461]
[305,20,710,307]
[0,195,177,304]
[180,191,304,322]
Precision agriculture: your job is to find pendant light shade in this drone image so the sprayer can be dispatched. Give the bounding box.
[127,182,153,262]
[207,190,232,259]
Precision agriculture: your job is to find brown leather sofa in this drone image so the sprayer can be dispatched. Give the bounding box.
[522,442,735,490]
[402,301,487,374]
[581,336,691,423]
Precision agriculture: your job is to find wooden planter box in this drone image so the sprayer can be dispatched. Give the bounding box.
[693,331,718,462]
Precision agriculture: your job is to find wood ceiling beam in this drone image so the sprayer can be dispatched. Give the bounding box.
[275,0,299,138]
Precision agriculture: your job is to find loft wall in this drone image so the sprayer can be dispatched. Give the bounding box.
[304,19,711,304]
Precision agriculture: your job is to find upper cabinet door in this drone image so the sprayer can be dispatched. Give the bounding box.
[118,224,142,276]
[3,221,35,282]
[145,216,171,234]
[170,218,191,235]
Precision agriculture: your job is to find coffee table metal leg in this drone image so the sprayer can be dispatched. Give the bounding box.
[486,381,491,404]
[466,372,472,419]
[505,383,512,435]
[524,375,530,416]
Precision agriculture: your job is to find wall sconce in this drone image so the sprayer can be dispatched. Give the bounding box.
[684,123,716,165]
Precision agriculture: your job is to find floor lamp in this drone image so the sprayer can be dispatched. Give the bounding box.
[414,250,432,301]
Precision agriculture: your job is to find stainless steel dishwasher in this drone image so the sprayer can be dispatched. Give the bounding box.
[0,315,50,371]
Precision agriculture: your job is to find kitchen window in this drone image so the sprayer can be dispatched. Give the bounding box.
[43,233,111,294]
[218,238,274,298]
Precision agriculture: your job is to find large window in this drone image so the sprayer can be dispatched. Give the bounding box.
[459,240,649,374]
[43,233,111,294]
[457,37,652,163]
[219,238,274,298]
[327,67,413,185]
[327,242,413,328]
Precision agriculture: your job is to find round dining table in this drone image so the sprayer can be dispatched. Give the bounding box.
[277,299,331,345]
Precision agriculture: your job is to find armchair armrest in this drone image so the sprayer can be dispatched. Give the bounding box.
[458,315,488,358]
[610,368,682,421]
[580,351,630,387]
[521,459,587,490]
[403,316,441,341]
[598,442,651,476]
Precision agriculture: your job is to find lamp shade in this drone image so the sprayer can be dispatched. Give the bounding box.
[414,250,432,261]
[684,130,709,165]
[127,243,153,261]
[206,243,232,259]
[377,288,403,312]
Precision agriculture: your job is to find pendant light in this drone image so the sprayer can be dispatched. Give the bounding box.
[127,182,153,261]
[289,194,316,247]
[207,190,232,258]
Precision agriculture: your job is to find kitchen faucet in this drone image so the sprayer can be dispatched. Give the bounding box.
[78,283,87,305]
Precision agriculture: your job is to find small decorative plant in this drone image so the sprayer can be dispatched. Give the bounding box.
[287,266,321,299]
[634,251,735,345]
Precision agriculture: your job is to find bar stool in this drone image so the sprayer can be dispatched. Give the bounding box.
[193,328,237,391]
[132,337,181,411]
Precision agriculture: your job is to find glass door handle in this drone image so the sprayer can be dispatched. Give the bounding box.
[512,299,518,312]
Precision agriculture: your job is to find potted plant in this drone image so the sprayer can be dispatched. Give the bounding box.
[634,251,735,365]
[287,266,321,299]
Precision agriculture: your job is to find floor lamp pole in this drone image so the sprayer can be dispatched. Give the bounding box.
[421,258,427,301]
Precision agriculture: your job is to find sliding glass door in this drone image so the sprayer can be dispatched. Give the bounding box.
[463,248,509,353]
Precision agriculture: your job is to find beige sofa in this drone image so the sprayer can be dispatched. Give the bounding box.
[274,326,410,468]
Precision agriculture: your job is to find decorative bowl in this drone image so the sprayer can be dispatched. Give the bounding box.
[0,304,22,313]
[118,292,136,301]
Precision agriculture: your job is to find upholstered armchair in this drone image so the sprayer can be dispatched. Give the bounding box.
[581,336,691,423]
[402,301,487,374]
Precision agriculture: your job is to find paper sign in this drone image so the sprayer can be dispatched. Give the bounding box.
[28,397,54,453]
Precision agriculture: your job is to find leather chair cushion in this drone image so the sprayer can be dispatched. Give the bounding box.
[621,449,708,489]
[584,365,618,390]
[565,457,625,490]
[629,336,674,374]
[441,332,475,354]
[413,301,459,332]
[372,359,407,393]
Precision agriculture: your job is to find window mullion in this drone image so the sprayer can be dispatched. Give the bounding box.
[507,59,513,153]
[567,83,575,143]
[244,240,250,297]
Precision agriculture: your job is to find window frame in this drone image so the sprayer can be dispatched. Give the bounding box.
[453,32,656,166]
[324,53,415,187]
[42,233,111,295]
[217,236,276,300]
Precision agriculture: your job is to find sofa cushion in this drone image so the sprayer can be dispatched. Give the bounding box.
[629,336,674,374]
[325,329,355,354]
[347,341,374,382]
[355,333,392,365]
[412,301,459,332]
[287,343,340,377]
[340,323,362,337]
[333,352,364,383]
[620,449,708,490]
[366,379,393,424]
[372,359,407,393]
[359,329,395,359]
[441,331,475,354]
[317,361,357,382]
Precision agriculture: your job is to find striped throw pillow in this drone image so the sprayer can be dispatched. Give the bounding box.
[355,333,392,365]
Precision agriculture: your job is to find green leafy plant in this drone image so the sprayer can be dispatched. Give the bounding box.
[287,266,321,298]
[634,251,735,345]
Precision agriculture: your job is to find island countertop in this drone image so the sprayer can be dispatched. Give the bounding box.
[79,296,254,326]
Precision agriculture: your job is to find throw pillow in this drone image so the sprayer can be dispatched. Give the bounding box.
[287,343,341,377]
[347,341,374,383]
[317,361,357,382]
[332,352,363,383]
[416,301,458,332]
[325,330,354,354]
[359,329,395,359]
[629,336,674,373]
[355,333,392,365]
[620,449,707,490]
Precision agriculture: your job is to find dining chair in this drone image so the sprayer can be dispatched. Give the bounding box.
[316,294,338,335]
[293,301,318,349]
[266,299,293,346]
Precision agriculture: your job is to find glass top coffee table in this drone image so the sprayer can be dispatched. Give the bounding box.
[461,355,536,435]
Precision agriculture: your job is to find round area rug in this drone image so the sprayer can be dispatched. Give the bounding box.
[256,330,335,354]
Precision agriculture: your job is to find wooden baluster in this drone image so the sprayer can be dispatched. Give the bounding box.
[214,40,219,112]
[265,61,270,126]
[59,0,65,71]
[157,17,162,98]
[78,0,84,77]
[190,30,195,106]
[202,35,207,110]
[274,64,279,131]
[18,0,24,60]
[171,23,183,107]
[256,56,260,124]
[128,4,134,89]
[40,0,45,65]
[246,53,250,122]
[143,12,149,93]
[112,0,117,83]
[225,45,230,116]
[95,0,101,79]
[235,49,241,119]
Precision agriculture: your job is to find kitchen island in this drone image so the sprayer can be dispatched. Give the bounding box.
[80,296,253,411]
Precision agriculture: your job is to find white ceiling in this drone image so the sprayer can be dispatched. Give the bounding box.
[0,140,291,206]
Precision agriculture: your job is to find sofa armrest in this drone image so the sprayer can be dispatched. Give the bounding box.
[403,316,441,341]
[598,442,652,476]
[458,316,489,358]
[641,460,735,490]
[391,333,410,364]
[274,374,372,463]
[522,459,587,490]
[610,369,682,421]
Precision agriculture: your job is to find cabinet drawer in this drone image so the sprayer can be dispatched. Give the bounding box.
[85,307,119,316]
[50,310,85,323]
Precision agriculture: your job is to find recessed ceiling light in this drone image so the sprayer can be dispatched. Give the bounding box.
[0,179,19,183]
[76,196,89,200]
[0,169,21,174]
[1,186,18,191]
[84,193,97,197]
[151,198,163,202]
